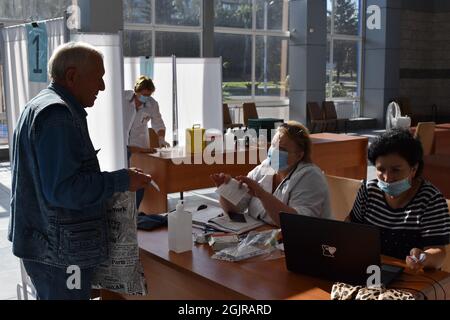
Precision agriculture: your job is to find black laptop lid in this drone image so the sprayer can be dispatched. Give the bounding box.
[280,213,382,285]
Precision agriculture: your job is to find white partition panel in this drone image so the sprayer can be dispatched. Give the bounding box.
[122,57,222,147]
[72,33,126,171]
[1,17,65,150]
[176,58,222,146]
[123,57,141,91]
[149,57,174,145]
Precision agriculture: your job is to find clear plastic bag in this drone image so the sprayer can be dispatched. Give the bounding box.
[211,229,283,262]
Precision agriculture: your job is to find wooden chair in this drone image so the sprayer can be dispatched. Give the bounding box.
[243,102,258,127]
[223,103,243,130]
[322,101,348,133]
[414,122,435,156]
[306,102,326,133]
[325,174,362,221]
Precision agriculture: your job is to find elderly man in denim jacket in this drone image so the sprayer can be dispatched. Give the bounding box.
[8,42,153,300]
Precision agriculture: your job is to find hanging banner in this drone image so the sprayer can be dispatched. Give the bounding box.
[139,56,154,79]
[26,22,48,83]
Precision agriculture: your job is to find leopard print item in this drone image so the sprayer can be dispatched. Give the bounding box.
[355,287,383,300]
[331,282,362,300]
[331,282,415,300]
[378,289,415,300]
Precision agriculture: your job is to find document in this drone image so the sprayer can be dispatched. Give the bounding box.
[207,214,264,235]
[192,205,264,235]
[192,206,223,227]
[215,178,249,206]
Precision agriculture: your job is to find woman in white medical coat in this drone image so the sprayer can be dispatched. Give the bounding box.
[211,121,332,226]
[124,75,169,211]
[124,75,169,157]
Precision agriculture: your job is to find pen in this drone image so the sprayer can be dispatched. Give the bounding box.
[149,180,160,192]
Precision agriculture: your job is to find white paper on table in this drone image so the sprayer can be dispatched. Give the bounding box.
[215,178,249,206]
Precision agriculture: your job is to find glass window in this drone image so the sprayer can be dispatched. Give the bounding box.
[123,30,152,57]
[155,32,200,57]
[215,33,252,98]
[326,39,332,97]
[255,0,287,31]
[155,0,201,26]
[331,40,359,98]
[0,0,69,20]
[327,0,332,34]
[255,36,288,97]
[333,0,359,35]
[215,0,252,29]
[123,0,152,24]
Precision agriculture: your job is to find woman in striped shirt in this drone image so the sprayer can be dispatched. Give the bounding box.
[348,129,450,270]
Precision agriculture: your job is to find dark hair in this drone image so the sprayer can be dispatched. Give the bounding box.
[368,129,424,177]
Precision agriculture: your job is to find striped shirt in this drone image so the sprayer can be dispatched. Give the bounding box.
[350,179,450,259]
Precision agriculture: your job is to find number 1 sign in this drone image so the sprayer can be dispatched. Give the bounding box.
[26,22,48,83]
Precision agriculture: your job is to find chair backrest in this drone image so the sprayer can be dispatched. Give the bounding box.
[243,102,258,126]
[326,174,362,221]
[148,128,160,148]
[322,101,337,120]
[415,122,435,156]
[306,102,323,121]
[223,103,232,126]
[442,199,450,272]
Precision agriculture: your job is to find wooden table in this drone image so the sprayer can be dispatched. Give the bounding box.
[132,133,368,214]
[436,123,450,130]
[101,227,450,300]
[310,133,368,180]
[131,149,261,214]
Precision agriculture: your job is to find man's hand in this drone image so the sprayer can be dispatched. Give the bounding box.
[128,168,152,192]
[210,173,231,187]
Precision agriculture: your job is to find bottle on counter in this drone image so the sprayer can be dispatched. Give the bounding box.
[168,200,193,253]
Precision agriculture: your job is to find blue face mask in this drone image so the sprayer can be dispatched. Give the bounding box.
[268,147,290,172]
[377,178,411,197]
[138,95,150,104]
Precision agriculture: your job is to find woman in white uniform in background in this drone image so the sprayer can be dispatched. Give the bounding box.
[124,75,169,155]
[124,75,169,212]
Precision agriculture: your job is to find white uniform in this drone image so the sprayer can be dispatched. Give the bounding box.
[235,160,333,225]
[123,90,166,149]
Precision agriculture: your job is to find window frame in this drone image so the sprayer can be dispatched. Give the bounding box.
[214,0,290,103]
[124,0,290,104]
[327,0,365,116]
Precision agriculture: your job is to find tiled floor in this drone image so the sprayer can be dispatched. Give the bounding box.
[0,130,380,300]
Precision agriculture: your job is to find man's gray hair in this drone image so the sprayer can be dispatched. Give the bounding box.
[48,41,103,81]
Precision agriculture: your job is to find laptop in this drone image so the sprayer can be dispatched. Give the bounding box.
[279,213,403,286]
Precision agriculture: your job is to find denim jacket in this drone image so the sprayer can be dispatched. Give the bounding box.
[8,83,130,268]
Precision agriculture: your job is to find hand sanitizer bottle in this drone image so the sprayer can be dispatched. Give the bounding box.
[168,200,192,253]
[224,128,235,152]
